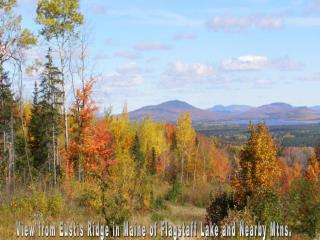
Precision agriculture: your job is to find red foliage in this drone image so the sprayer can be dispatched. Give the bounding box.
[83,120,115,175]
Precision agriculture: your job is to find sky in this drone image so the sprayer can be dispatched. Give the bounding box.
[15,0,320,113]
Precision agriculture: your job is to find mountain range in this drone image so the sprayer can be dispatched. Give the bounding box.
[128,100,320,124]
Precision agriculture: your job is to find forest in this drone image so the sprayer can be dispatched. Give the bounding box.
[1,0,320,239]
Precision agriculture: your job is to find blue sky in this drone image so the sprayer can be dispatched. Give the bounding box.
[17,0,320,113]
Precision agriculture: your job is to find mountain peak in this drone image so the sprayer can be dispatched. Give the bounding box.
[158,100,196,110]
[262,102,293,108]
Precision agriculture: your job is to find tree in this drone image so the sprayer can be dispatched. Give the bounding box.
[306,152,320,182]
[1,0,36,190]
[67,79,97,180]
[28,80,47,171]
[28,49,63,185]
[131,133,144,168]
[176,113,196,185]
[36,0,84,150]
[234,123,280,207]
[287,178,320,238]
[0,66,15,191]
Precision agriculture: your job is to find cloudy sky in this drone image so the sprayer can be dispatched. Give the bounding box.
[17,0,320,113]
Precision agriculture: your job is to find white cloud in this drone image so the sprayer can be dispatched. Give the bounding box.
[206,15,283,31]
[221,55,269,71]
[167,61,214,81]
[253,78,274,88]
[114,50,140,59]
[94,63,144,99]
[134,42,171,51]
[221,55,303,71]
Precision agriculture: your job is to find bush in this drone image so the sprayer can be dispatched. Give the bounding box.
[206,192,235,224]
[151,211,166,222]
[47,193,63,216]
[287,178,320,238]
[9,189,63,217]
[248,189,283,224]
[166,178,182,203]
[105,194,131,225]
[77,187,101,212]
[152,196,166,210]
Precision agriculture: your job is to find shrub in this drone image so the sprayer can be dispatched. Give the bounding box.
[206,192,235,224]
[166,178,182,203]
[248,189,283,224]
[287,178,320,238]
[152,196,166,210]
[47,193,63,216]
[77,187,101,212]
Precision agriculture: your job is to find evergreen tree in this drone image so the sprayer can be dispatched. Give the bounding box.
[29,81,48,170]
[131,133,144,169]
[0,66,15,189]
[0,66,25,191]
[29,48,63,184]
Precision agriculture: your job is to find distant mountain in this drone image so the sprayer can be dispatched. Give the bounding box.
[235,103,320,121]
[129,100,224,122]
[311,106,320,112]
[208,104,253,113]
[128,100,320,124]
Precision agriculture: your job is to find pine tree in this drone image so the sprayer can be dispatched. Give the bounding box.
[0,66,15,190]
[131,133,144,169]
[28,48,63,184]
[29,81,48,171]
[0,66,23,191]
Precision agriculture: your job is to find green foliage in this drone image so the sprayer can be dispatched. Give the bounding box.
[105,193,131,225]
[287,178,320,238]
[151,194,166,210]
[9,189,63,216]
[248,189,283,224]
[77,187,100,212]
[28,49,62,177]
[131,133,144,167]
[166,177,182,203]
[19,29,37,46]
[36,0,84,39]
[151,212,166,222]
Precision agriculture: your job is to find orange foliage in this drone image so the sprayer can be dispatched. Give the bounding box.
[278,159,301,194]
[306,153,320,182]
[67,79,115,180]
[83,120,115,175]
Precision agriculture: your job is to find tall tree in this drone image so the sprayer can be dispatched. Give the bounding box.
[176,113,196,184]
[0,66,15,191]
[67,79,97,180]
[29,49,63,185]
[36,0,84,150]
[234,123,280,206]
[1,0,36,189]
